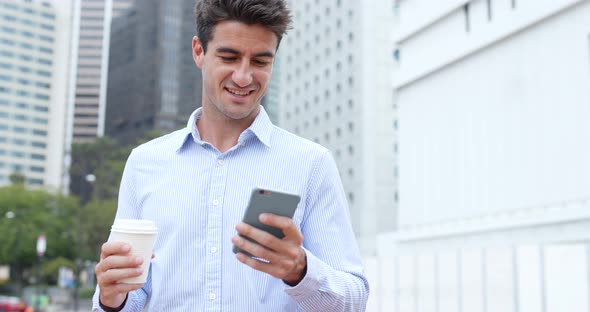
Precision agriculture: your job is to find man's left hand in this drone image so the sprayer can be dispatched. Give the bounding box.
[232,213,307,286]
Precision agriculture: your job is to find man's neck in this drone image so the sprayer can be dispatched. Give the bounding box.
[197,107,259,153]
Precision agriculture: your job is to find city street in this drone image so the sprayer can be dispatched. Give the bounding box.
[46,299,92,312]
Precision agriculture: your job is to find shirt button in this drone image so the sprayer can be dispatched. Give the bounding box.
[217,159,225,165]
[209,293,216,300]
[212,199,219,206]
[210,247,218,253]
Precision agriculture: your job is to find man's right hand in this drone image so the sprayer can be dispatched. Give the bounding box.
[95,241,145,309]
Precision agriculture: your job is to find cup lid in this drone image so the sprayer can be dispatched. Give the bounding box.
[111,219,157,234]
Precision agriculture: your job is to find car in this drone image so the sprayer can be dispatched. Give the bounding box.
[0,295,32,312]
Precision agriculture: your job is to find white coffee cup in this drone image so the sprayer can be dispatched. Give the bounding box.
[110,219,157,284]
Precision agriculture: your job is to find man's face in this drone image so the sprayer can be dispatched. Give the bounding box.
[192,20,278,122]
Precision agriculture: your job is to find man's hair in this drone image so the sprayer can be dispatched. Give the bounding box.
[194,0,292,53]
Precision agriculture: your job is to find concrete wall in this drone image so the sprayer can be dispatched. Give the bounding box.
[368,0,590,311]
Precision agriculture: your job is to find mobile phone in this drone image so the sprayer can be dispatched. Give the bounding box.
[233,188,301,256]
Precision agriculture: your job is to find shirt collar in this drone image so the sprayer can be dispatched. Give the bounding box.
[175,106,273,152]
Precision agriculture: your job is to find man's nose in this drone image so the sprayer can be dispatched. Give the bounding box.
[232,62,253,87]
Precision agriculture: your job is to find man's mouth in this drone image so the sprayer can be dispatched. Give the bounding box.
[226,87,252,96]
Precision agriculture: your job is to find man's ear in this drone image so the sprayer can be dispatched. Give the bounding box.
[192,36,205,69]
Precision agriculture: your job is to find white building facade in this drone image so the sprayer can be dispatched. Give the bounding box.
[278,0,397,256]
[0,0,75,191]
[374,0,590,311]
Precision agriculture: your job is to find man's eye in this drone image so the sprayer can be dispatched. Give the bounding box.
[220,56,236,62]
[252,60,269,66]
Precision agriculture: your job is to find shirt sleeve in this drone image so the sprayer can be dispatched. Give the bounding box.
[92,149,151,312]
[284,150,370,311]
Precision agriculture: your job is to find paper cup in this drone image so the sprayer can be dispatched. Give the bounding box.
[110,219,157,284]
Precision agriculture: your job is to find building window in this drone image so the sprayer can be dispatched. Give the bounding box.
[28,178,44,185]
[0,50,14,57]
[31,142,46,148]
[3,3,17,10]
[12,139,26,146]
[41,12,55,20]
[33,118,48,124]
[30,166,44,173]
[12,89,26,97]
[0,38,15,45]
[38,58,52,66]
[17,78,30,85]
[33,129,47,136]
[40,24,54,31]
[1,26,16,33]
[31,154,46,161]
[36,82,50,88]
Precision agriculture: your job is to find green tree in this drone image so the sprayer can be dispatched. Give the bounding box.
[70,137,132,201]
[0,185,77,291]
[69,133,162,262]
[80,199,118,261]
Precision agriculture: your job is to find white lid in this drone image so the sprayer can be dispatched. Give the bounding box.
[111,219,157,234]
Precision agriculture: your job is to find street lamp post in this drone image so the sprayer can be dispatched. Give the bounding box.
[5,211,23,296]
[73,173,95,312]
[36,235,46,312]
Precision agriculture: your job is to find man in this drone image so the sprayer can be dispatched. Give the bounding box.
[92,0,369,311]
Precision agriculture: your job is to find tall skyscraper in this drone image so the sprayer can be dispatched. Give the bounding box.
[0,0,74,191]
[70,0,133,144]
[104,0,202,144]
[276,0,396,255]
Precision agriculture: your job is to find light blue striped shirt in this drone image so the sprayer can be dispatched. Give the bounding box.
[92,107,369,311]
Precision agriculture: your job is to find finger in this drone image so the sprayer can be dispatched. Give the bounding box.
[231,234,277,262]
[235,223,286,253]
[97,255,143,273]
[259,214,303,242]
[98,266,144,286]
[258,213,292,229]
[96,256,144,286]
[100,242,132,260]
